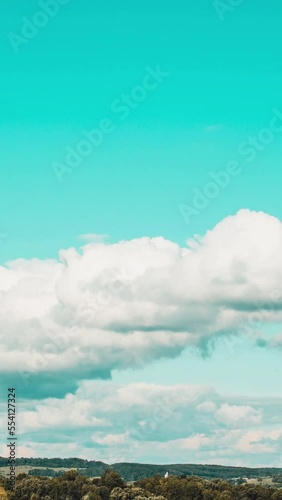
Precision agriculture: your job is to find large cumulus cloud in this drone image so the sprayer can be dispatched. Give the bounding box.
[1,209,282,397]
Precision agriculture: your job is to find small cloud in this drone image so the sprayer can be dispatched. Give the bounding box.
[0,232,8,242]
[216,404,262,427]
[204,124,224,133]
[78,233,110,243]
[196,401,217,413]
[269,333,282,348]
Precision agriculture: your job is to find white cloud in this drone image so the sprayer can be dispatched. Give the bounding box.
[78,233,110,243]
[236,429,282,454]
[1,209,282,392]
[92,432,129,446]
[196,401,217,413]
[181,434,212,451]
[216,403,263,426]
[204,124,224,132]
[3,380,282,466]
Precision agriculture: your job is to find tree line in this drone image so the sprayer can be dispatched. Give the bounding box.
[1,469,282,500]
[1,457,282,482]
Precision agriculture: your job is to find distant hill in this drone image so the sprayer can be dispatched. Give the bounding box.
[1,457,282,482]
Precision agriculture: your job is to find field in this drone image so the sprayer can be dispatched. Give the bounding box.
[0,485,7,499]
[0,465,69,478]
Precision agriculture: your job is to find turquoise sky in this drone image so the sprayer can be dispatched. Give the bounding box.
[1,0,282,262]
[1,0,282,465]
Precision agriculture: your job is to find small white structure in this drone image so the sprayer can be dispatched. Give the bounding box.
[164,472,169,479]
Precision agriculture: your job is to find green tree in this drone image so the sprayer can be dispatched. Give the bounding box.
[100,470,125,491]
[219,492,234,500]
[272,491,282,500]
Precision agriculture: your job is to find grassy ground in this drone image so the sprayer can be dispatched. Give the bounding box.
[0,465,69,478]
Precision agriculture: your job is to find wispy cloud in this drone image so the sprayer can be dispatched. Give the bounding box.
[203,124,224,132]
[78,233,110,243]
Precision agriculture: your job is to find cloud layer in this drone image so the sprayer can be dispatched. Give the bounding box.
[1,209,282,397]
[1,380,282,467]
